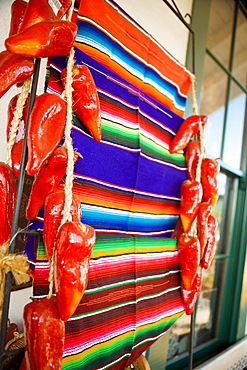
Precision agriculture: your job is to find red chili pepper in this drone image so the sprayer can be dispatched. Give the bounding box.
[197,200,213,259]
[201,215,218,269]
[178,234,200,291]
[0,163,17,246]
[181,265,203,315]
[185,140,201,181]
[169,115,207,153]
[5,320,19,344]
[43,191,82,261]
[7,94,30,178]
[0,50,34,99]
[26,93,67,176]
[61,65,101,142]
[9,0,28,36]
[5,20,78,58]
[26,147,78,220]
[23,296,65,370]
[57,0,72,19]
[201,158,219,208]
[171,216,184,238]
[180,179,202,233]
[54,221,96,321]
[19,0,58,32]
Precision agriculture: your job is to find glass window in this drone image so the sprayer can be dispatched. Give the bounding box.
[222,83,246,169]
[232,4,247,86]
[194,259,226,346]
[206,0,234,69]
[200,55,228,159]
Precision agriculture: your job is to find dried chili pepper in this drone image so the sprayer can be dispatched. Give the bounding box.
[185,140,201,181]
[9,0,27,36]
[178,234,200,291]
[201,215,218,269]
[181,265,203,315]
[171,216,183,239]
[54,221,96,321]
[5,20,77,58]
[180,179,202,233]
[57,0,72,18]
[23,296,65,370]
[169,115,207,153]
[19,0,58,32]
[201,158,219,208]
[0,162,17,246]
[5,320,19,344]
[43,191,82,261]
[0,50,34,99]
[197,200,213,259]
[26,147,78,220]
[61,65,101,142]
[26,93,67,176]
[7,94,30,178]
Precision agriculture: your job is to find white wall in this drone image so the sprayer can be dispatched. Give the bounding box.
[0,0,193,330]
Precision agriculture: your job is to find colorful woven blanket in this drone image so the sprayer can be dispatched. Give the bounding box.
[28,0,194,368]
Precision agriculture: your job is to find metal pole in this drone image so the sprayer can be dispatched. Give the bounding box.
[189,311,195,370]
[0,58,41,369]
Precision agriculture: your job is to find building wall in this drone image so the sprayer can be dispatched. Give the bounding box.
[0,0,193,335]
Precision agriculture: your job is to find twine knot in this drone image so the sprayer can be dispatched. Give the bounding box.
[0,243,30,323]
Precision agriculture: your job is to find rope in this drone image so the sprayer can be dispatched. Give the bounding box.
[190,75,206,237]
[61,47,75,225]
[6,78,32,166]
[47,250,55,299]
[0,243,30,325]
[47,36,76,296]
[5,332,24,351]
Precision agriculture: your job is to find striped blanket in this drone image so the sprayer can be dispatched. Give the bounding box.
[28,0,194,368]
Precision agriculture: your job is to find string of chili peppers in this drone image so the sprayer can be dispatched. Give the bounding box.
[170,74,220,316]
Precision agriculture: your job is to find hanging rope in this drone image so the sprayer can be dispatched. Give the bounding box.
[190,75,205,182]
[190,75,206,237]
[47,46,75,299]
[61,47,75,225]
[6,78,32,166]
